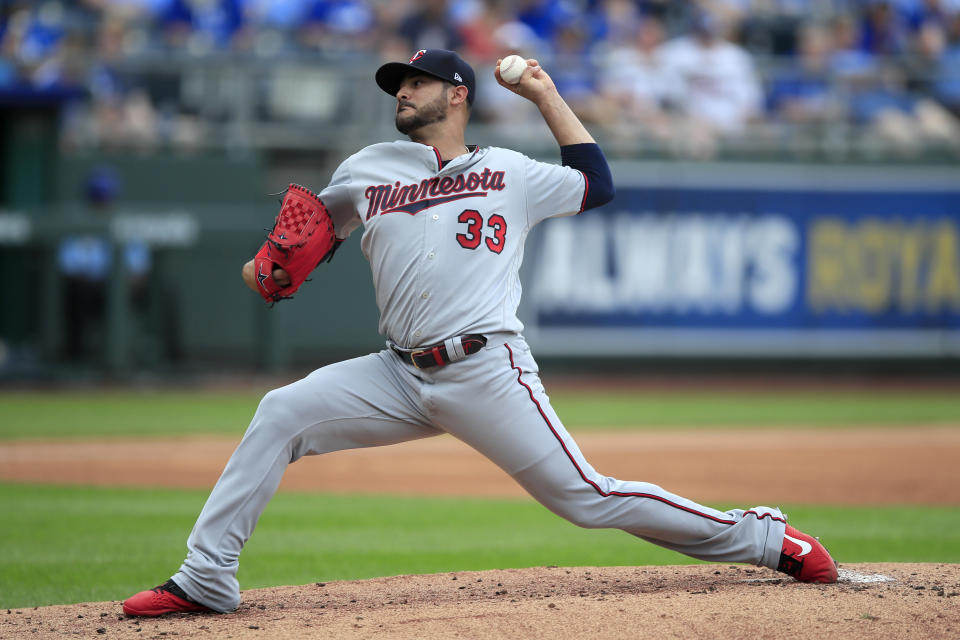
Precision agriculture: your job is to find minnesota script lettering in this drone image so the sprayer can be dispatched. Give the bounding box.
[365,169,506,219]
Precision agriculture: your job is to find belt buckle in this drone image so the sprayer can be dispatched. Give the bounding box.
[409,349,428,369]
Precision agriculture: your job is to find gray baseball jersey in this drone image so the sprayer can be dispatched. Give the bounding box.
[173,141,787,612]
[320,141,587,346]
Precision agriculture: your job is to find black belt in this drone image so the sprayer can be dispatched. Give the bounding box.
[391,334,487,369]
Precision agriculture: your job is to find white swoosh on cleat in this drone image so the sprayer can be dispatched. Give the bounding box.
[784,533,812,557]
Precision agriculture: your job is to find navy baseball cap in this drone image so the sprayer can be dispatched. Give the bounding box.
[376,49,476,105]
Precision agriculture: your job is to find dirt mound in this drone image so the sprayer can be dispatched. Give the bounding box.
[4,564,957,640]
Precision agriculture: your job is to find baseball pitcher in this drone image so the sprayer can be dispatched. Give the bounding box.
[123,49,837,617]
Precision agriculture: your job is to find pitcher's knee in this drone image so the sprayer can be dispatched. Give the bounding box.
[246,385,346,460]
[247,387,311,441]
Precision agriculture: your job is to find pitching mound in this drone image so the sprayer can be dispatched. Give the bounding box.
[5,564,958,639]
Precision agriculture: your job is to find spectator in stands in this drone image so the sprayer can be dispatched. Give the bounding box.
[598,16,675,148]
[591,0,644,51]
[850,60,960,154]
[85,15,159,149]
[934,12,960,114]
[767,22,838,125]
[458,0,516,63]
[396,0,463,52]
[236,0,315,56]
[514,0,579,43]
[16,2,66,68]
[0,2,73,89]
[549,21,618,125]
[828,13,877,79]
[860,0,910,55]
[897,0,957,32]
[657,8,763,157]
[158,0,245,53]
[300,0,377,53]
[901,18,948,95]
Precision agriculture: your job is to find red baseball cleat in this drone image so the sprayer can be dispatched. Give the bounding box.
[122,579,212,617]
[777,524,839,583]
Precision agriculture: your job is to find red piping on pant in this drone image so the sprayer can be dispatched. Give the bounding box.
[504,344,785,527]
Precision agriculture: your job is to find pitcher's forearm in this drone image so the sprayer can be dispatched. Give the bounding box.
[536,92,595,147]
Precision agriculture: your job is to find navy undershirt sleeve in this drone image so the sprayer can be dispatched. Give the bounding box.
[560,143,615,211]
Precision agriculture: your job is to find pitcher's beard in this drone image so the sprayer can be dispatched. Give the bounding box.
[396,93,448,135]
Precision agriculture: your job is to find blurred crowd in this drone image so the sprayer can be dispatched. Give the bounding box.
[2,0,960,157]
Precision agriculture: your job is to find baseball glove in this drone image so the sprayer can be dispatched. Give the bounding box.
[253,183,341,304]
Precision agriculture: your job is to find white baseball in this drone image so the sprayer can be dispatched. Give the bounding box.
[498,55,527,85]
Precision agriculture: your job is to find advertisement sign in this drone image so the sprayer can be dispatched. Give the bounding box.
[525,164,960,356]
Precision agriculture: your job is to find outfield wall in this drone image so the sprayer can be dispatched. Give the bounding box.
[521,162,960,358]
[1,157,959,375]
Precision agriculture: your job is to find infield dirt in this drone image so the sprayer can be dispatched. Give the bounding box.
[2,426,959,504]
[3,563,958,639]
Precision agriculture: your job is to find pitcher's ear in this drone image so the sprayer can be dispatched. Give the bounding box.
[450,84,470,106]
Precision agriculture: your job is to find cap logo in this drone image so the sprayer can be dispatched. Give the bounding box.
[409,50,426,63]
[454,72,463,82]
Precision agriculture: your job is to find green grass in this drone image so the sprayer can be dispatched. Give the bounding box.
[1,483,958,609]
[2,389,959,440]
[0,391,259,440]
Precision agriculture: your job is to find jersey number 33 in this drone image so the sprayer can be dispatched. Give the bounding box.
[456,209,507,254]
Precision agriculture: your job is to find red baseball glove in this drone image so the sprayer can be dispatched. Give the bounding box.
[253,183,341,304]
